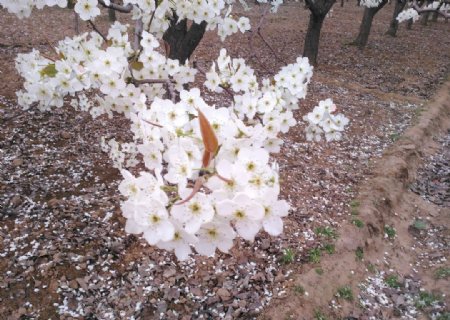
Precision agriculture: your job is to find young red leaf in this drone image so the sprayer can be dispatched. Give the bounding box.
[197,109,219,154]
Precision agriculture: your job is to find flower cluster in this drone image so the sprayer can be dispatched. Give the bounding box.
[360,0,383,8]
[303,98,349,142]
[0,0,67,18]
[7,1,349,261]
[396,8,420,22]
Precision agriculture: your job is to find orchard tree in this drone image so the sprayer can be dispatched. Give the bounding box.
[386,0,408,37]
[395,0,449,29]
[352,0,389,48]
[0,0,349,261]
[303,0,337,65]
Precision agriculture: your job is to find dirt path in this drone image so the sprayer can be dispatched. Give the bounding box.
[261,82,450,320]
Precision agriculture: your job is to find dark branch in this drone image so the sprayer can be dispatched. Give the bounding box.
[98,0,133,12]
[88,20,107,41]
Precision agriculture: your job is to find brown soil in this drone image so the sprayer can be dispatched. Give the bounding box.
[0,2,449,320]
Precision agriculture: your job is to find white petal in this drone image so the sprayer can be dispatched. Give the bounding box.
[124,219,145,234]
[158,220,175,242]
[174,243,192,261]
[194,241,216,257]
[236,220,261,241]
[263,216,284,236]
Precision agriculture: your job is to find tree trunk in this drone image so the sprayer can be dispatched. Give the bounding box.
[406,18,413,29]
[163,17,207,64]
[341,0,344,7]
[386,0,407,37]
[421,12,431,25]
[353,0,388,48]
[303,12,326,66]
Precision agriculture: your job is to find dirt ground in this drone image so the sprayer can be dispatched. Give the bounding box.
[0,2,449,320]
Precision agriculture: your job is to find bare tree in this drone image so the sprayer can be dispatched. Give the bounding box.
[352,0,388,48]
[303,0,337,65]
[386,0,408,36]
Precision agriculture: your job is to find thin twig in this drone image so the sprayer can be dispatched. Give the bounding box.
[247,4,283,73]
[132,78,177,103]
[88,20,107,42]
[74,11,80,34]
[142,118,163,128]
[195,64,235,99]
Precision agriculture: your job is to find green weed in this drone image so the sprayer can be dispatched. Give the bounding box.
[336,286,354,301]
[281,248,295,264]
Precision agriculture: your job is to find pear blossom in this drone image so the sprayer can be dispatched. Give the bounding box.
[3,0,354,260]
[216,193,264,241]
[171,191,215,234]
[74,0,100,21]
[194,219,237,256]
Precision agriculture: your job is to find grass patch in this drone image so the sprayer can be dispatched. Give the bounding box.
[350,200,360,215]
[293,285,305,295]
[336,286,354,301]
[281,248,295,264]
[385,274,401,289]
[315,226,338,239]
[323,243,335,254]
[436,312,450,320]
[384,225,396,239]
[352,218,365,228]
[412,219,428,230]
[315,267,324,275]
[309,247,322,263]
[389,132,401,142]
[314,310,328,320]
[355,247,364,261]
[367,263,376,273]
[435,267,450,280]
[415,291,441,310]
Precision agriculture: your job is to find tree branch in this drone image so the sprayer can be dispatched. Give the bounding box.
[98,0,133,12]
[412,0,450,17]
[88,20,107,42]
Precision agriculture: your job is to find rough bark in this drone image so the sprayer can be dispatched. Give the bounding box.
[431,10,439,22]
[353,0,388,49]
[303,13,326,65]
[303,0,336,66]
[406,18,414,29]
[163,16,207,64]
[386,0,407,37]
[421,11,431,25]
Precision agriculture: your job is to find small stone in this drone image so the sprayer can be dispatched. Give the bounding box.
[47,198,60,208]
[61,131,71,139]
[190,287,203,297]
[207,296,220,305]
[69,280,78,289]
[217,288,231,301]
[10,195,21,207]
[12,158,23,167]
[274,273,284,283]
[163,267,177,278]
[261,239,270,250]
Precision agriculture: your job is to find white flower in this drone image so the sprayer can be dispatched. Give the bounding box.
[194,219,236,256]
[74,0,100,21]
[157,221,198,261]
[171,191,215,234]
[260,191,290,236]
[216,193,264,241]
[122,197,174,245]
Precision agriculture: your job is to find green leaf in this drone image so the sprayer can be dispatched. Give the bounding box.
[40,64,57,78]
